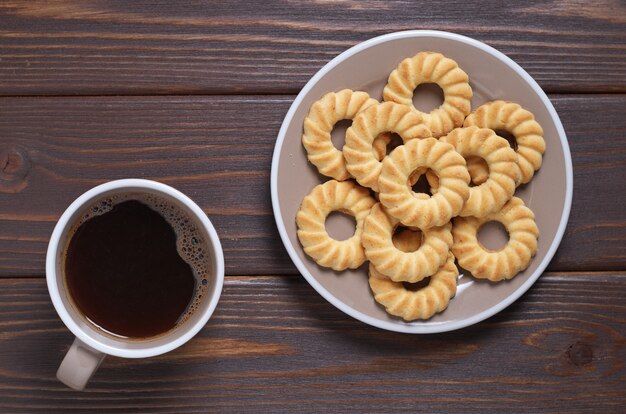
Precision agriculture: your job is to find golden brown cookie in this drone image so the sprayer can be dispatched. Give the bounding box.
[296,180,376,271]
[383,51,472,137]
[463,100,546,184]
[451,197,539,281]
[302,89,387,181]
[439,127,521,217]
[362,203,452,283]
[343,101,431,192]
[369,253,458,321]
[379,137,470,229]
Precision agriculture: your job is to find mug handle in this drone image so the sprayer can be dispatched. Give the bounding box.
[57,338,106,390]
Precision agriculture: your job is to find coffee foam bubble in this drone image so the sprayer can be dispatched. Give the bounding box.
[73,192,210,327]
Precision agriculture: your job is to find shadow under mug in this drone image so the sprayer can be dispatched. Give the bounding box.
[46,179,224,390]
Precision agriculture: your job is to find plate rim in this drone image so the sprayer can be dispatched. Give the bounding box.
[270,30,573,334]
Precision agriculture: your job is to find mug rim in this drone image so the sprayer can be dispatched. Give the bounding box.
[46,179,225,358]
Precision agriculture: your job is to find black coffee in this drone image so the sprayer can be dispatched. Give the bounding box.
[64,197,209,339]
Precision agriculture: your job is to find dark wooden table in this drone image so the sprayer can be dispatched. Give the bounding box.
[1,1,625,412]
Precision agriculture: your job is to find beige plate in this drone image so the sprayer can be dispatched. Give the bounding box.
[270,31,573,333]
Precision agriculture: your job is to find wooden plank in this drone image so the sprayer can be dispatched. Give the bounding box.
[0,0,624,96]
[0,274,623,412]
[549,94,626,272]
[0,95,624,277]
[0,95,294,276]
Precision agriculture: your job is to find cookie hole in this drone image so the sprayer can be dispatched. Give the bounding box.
[403,277,431,291]
[330,119,352,149]
[477,221,509,252]
[412,174,432,196]
[385,133,404,156]
[325,211,356,241]
[494,129,518,151]
[409,169,436,197]
[466,156,489,187]
[392,226,422,252]
[412,83,444,112]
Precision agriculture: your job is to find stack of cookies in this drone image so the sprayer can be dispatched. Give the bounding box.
[296,52,545,321]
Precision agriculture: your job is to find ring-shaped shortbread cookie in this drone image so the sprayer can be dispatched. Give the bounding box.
[296,180,376,271]
[343,101,431,192]
[463,100,546,184]
[369,252,458,321]
[302,89,387,181]
[379,137,470,229]
[362,203,453,283]
[383,51,473,137]
[439,126,521,217]
[451,197,539,281]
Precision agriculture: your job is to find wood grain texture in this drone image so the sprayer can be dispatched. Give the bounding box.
[549,95,626,271]
[0,95,625,276]
[1,2,624,411]
[0,274,623,413]
[0,0,625,96]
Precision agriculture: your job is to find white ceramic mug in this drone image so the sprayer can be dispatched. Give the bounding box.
[46,179,224,390]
